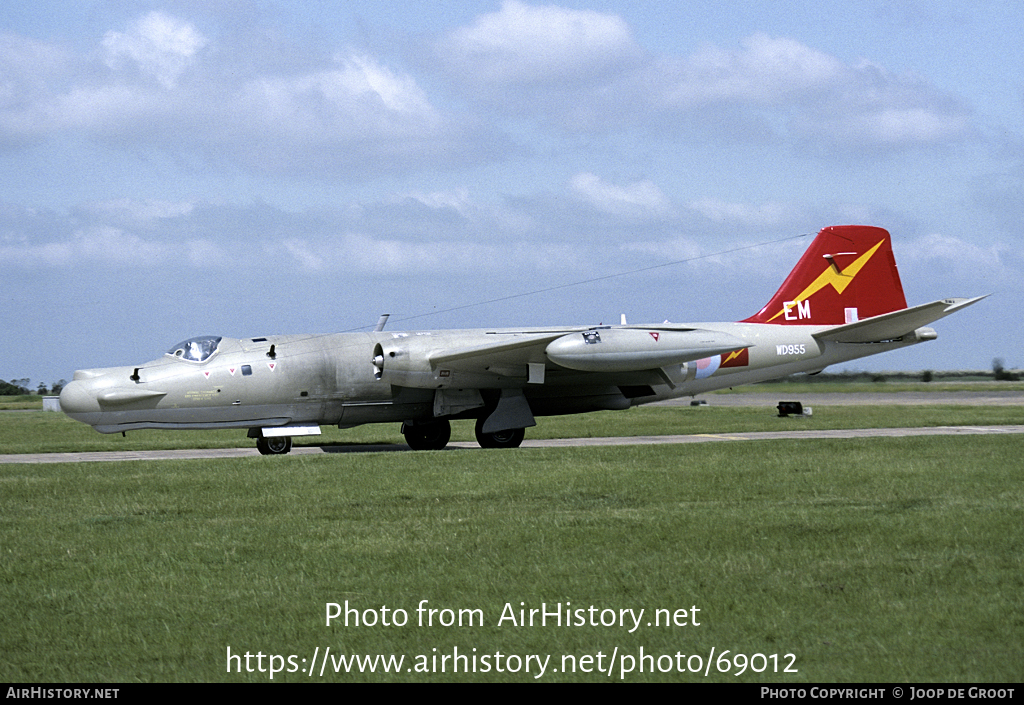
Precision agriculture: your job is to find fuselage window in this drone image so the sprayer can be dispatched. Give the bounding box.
[242,365,252,376]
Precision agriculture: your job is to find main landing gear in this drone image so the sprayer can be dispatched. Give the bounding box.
[256,436,292,455]
[253,419,528,454]
[400,418,528,450]
[474,418,526,449]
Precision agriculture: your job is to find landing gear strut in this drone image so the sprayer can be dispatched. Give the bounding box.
[474,418,526,449]
[402,419,452,451]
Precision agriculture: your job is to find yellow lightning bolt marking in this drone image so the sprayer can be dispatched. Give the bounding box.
[723,349,745,365]
[766,239,885,322]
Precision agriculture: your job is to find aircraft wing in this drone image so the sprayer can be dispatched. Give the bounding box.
[384,330,581,385]
[813,296,987,344]
[422,326,748,378]
[426,323,708,366]
[428,331,573,367]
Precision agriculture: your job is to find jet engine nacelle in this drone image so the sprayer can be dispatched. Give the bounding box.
[372,339,452,389]
[545,328,750,373]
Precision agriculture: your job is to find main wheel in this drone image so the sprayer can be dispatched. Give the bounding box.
[256,436,292,455]
[474,418,526,449]
[402,419,452,451]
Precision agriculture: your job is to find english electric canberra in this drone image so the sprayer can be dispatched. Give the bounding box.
[60,226,984,453]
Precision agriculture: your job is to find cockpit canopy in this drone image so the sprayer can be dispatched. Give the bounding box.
[166,336,222,362]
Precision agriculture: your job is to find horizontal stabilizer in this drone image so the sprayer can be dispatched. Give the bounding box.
[814,296,987,343]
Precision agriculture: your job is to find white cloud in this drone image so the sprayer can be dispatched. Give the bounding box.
[184,239,225,268]
[903,233,1008,272]
[665,35,971,149]
[278,238,326,272]
[0,34,76,143]
[87,199,196,222]
[338,54,435,116]
[55,84,162,131]
[405,188,473,215]
[102,12,208,89]
[815,107,970,146]
[0,12,466,175]
[439,0,640,85]
[570,172,673,217]
[1,226,169,268]
[0,6,974,179]
[436,9,971,150]
[665,34,843,106]
[687,198,793,228]
[239,52,440,138]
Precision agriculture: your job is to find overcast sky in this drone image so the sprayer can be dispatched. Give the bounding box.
[2,1,1022,386]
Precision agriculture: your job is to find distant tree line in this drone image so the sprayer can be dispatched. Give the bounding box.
[753,359,1021,385]
[992,359,1020,382]
[1,379,67,396]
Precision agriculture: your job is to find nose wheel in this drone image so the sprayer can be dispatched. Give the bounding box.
[401,419,452,450]
[256,436,293,455]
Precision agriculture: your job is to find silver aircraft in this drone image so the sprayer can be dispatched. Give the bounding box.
[60,225,984,454]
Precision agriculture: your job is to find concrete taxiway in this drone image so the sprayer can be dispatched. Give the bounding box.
[660,390,1024,407]
[3,390,1020,464]
[3,424,1023,464]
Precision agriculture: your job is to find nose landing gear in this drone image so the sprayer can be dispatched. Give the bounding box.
[401,419,452,451]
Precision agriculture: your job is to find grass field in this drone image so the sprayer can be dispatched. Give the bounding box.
[0,395,48,411]
[715,379,1024,394]
[1,400,1022,682]
[2,401,1024,455]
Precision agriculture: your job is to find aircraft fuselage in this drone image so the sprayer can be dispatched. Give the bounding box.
[58,322,934,435]
[58,225,982,452]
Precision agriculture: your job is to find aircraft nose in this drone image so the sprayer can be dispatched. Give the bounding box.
[59,379,100,417]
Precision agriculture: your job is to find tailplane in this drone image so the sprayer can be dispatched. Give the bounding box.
[743,225,908,326]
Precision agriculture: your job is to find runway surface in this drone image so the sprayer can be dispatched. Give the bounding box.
[659,390,1024,407]
[4,390,1021,464]
[4,424,1023,464]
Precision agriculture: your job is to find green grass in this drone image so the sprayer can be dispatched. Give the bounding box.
[1,436,1021,682]
[0,395,44,410]
[2,403,1022,454]
[717,379,1024,394]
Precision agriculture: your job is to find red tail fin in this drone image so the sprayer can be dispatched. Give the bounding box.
[743,225,908,325]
